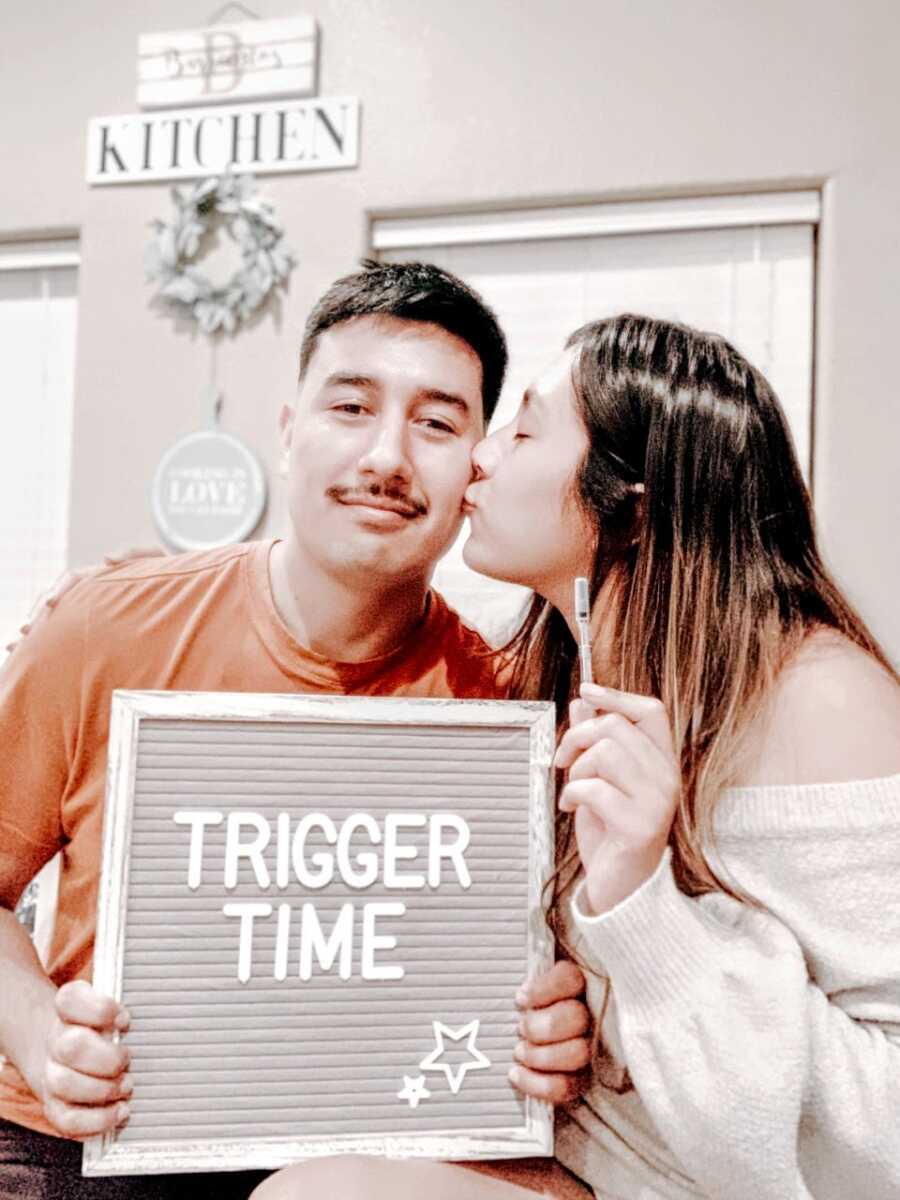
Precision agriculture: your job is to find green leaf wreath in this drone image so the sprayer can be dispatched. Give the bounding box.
[145,172,296,335]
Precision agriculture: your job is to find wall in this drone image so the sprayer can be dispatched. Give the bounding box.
[2,0,898,658]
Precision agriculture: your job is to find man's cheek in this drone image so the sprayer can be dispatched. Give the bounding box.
[449,459,479,507]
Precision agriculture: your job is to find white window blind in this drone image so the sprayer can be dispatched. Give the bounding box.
[377,196,816,642]
[0,244,79,649]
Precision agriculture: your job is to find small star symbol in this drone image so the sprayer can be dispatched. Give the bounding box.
[418,1019,492,1095]
[397,1074,431,1108]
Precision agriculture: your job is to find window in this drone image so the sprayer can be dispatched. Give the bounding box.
[0,240,79,648]
[374,192,818,641]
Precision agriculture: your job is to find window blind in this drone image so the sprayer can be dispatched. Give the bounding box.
[0,248,78,648]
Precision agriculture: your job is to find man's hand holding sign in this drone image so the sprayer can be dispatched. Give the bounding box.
[27,982,132,1141]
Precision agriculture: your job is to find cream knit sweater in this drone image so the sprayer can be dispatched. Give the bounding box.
[555,773,900,1200]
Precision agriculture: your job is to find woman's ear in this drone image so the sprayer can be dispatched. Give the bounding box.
[630,482,645,544]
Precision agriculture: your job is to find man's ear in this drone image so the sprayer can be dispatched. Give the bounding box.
[278,403,295,448]
[278,405,295,479]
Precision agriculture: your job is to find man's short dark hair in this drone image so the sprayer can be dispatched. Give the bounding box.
[298,260,508,424]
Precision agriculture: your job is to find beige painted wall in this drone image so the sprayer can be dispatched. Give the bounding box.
[2,0,898,659]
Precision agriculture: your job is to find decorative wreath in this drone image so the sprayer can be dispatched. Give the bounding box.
[144,172,296,335]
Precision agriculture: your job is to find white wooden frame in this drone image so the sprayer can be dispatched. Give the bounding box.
[0,238,80,272]
[370,189,822,250]
[85,690,556,1176]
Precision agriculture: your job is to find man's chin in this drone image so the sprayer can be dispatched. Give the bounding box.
[325,539,434,584]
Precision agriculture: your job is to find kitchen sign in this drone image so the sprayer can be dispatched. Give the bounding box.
[87,96,358,184]
[86,15,359,185]
[137,16,318,108]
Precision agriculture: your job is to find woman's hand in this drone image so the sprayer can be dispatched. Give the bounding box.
[554,683,680,916]
[509,960,591,1103]
[4,547,164,654]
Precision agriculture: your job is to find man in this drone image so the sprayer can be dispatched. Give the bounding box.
[0,262,590,1199]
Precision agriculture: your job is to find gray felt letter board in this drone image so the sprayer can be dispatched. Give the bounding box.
[85,691,555,1175]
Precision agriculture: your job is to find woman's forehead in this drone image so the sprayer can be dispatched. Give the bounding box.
[527,347,579,407]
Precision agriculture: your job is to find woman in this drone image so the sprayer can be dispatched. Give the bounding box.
[255,313,900,1198]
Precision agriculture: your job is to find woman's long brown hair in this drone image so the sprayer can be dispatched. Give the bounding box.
[500,315,898,1043]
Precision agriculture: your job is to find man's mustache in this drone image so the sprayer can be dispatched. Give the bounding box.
[327,484,428,518]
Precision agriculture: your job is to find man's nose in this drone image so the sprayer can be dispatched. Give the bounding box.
[357,416,412,483]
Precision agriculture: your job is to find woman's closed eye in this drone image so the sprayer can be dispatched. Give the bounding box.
[512,412,538,442]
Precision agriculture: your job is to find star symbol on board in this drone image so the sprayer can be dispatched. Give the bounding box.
[397,1074,431,1108]
[418,1019,492,1095]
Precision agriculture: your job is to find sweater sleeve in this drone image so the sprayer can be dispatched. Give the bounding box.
[570,847,900,1200]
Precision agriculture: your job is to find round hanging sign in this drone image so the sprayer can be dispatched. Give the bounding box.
[151,429,267,551]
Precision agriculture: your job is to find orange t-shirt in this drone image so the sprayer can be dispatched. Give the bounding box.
[0,539,502,1135]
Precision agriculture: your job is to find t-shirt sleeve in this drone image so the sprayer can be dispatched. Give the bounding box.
[0,587,88,894]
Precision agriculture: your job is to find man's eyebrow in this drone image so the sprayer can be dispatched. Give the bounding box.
[322,372,377,389]
[320,376,471,415]
[418,389,472,415]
